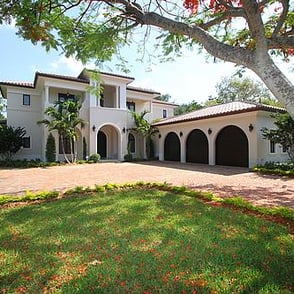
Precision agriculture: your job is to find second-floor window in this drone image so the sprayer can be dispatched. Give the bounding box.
[58,93,75,103]
[163,109,167,118]
[127,101,136,112]
[23,94,30,106]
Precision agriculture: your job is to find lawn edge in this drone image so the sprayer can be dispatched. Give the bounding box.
[0,182,293,232]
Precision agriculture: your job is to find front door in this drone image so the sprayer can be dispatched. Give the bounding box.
[97,131,107,159]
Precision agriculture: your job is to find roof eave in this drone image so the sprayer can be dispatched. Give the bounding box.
[153,106,286,127]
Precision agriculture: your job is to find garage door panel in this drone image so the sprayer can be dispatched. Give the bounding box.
[186,129,208,164]
[164,132,180,161]
[216,126,248,167]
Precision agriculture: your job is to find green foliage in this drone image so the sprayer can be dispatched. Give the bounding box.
[45,132,56,162]
[174,100,203,115]
[0,190,59,205]
[0,125,26,160]
[132,111,159,159]
[124,153,133,162]
[156,93,171,102]
[0,159,62,168]
[207,75,273,105]
[38,97,85,163]
[253,161,294,177]
[0,97,6,119]
[261,113,294,163]
[89,153,101,163]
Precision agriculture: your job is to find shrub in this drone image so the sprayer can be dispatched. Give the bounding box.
[253,161,294,177]
[124,153,133,162]
[89,153,101,163]
[46,133,56,162]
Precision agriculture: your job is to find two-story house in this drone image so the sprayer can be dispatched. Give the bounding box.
[0,68,177,161]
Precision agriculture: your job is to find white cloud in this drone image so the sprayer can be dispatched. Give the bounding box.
[47,56,85,75]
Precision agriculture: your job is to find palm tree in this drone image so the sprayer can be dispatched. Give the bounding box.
[38,98,85,163]
[132,110,159,159]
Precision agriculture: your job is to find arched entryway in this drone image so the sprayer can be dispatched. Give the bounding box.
[97,125,119,160]
[97,131,107,158]
[216,125,249,167]
[164,132,180,161]
[186,129,208,164]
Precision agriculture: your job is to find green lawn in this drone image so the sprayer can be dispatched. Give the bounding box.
[0,188,293,293]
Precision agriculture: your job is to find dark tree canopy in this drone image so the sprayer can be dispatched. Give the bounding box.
[0,125,26,160]
[1,0,294,116]
[262,113,294,163]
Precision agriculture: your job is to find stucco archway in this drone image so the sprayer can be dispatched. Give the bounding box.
[216,125,249,167]
[164,132,180,161]
[186,129,208,164]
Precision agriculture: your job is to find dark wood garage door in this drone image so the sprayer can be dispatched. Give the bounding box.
[186,129,208,164]
[216,126,248,167]
[164,132,180,161]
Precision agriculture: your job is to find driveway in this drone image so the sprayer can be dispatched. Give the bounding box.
[0,161,293,208]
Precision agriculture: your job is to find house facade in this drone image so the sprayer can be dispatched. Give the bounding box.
[0,69,176,161]
[153,102,290,168]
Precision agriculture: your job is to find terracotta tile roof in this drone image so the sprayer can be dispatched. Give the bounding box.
[153,101,286,126]
[0,81,34,88]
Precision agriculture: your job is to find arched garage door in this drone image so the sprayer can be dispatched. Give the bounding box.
[216,126,248,167]
[186,129,208,164]
[164,132,180,161]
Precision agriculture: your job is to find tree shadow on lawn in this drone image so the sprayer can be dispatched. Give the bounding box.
[0,190,293,293]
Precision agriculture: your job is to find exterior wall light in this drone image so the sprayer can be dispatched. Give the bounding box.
[122,127,126,133]
[158,134,161,139]
[208,128,212,135]
[92,125,96,132]
[179,131,183,137]
[248,124,254,132]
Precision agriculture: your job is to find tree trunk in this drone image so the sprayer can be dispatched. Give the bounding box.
[250,54,294,118]
[60,134,70,164]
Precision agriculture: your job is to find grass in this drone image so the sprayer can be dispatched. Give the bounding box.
[0,188,294,293]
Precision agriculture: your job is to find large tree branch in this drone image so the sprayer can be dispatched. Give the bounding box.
[133,10,254,67]
[272,0,289,38]
[267,35,294,49]
[242,0,267,52]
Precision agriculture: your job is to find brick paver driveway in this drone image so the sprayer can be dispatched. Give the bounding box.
[0,161,293,208]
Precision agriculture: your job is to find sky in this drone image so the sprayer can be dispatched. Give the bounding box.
[1,23,293,105]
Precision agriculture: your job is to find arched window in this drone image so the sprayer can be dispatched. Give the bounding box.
[128,133,135,153]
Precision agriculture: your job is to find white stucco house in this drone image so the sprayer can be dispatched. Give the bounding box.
[0,69,290,168]
[153,101,289,168]
[0,69,177,161]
